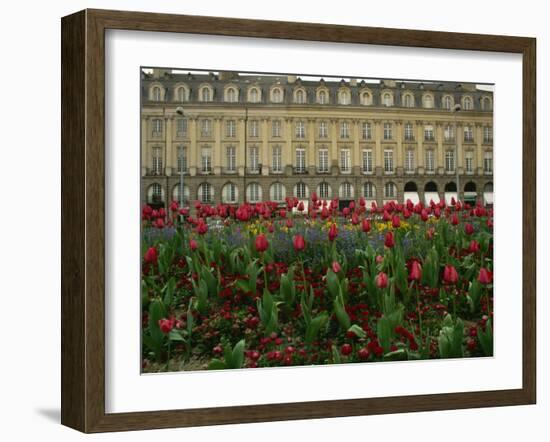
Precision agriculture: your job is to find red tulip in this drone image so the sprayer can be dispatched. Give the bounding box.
[464,223,474,235]
[328,223,338,242]
[293,234,305,252]
[286,218,293,228]
[340,343,353,356]
[197,221,208,235]
[392,215,401,228]
[158,318,175,334]
[189,239,198,251]
[478,267,493,285]
[351,212,359,225]
[358,347,370,360]
[297,201,305,212]
[421,209,429,222]
[376,271,388,289]
[279,209,287,218]
[362,218,371,233]
[443,265,459,284]
[144,247,158,264]
[331,261,342,273]
[255,233,269,253]
[384,231,394,248]
[409,261,422,282]
[451,214,459,226]
[468,240,480,253]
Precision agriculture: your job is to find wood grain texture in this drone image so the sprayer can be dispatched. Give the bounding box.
[60,8,537,433]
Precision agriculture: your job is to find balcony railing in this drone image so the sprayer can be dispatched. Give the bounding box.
[293,167,308,174]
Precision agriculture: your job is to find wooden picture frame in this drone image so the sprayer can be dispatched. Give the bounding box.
[61,8,536,433]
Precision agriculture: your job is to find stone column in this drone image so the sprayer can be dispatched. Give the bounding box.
[330,118,338,170]
[189,115,198,176]
[308,118,316,174]
[213,116,222,175]
[261,117,270,176]
[436,122,444,174]
[238,117,246,176]
[416,120,424,170]
[395,121,403,174]
[475,123,483,174]
[165,115,173,176]
[352,119,361,175]
[374,119,382,174]
[141,116,149,176]
[284,117,293,173]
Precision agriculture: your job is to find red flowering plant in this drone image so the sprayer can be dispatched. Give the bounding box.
[140,195,493,372]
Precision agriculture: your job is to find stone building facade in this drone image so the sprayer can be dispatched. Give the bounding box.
[141,69,493,208]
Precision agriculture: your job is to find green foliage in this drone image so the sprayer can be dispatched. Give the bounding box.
[257,289,279,335]
[438,314,465,359]
[478,318,493,356]
[207,339,246,370]
[333,288,351,331]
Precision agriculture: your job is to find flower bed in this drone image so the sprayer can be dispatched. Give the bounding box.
[141,195,493,372]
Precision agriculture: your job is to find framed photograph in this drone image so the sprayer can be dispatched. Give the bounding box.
[61,9,536,433]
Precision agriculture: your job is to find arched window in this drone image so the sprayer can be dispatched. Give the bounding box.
[295,89,305,104]
[339,182,354,199]
[198,182,214,203]
[147,183,164,204]
[463,96,473,110]
[246,182,262,203]
[294,182,309,199]
[272,88,282,103]
[384,182,397,199]
[383,93,392,107]
[363,182,376,199]
[318,182,332,199]
[339,90,350,105]
[201,87,211,102]
[361,91,372,105]
[481,96,493,110]
[226,88,237,103]
[270,182,286,202]
[423,94,433,108]
[443,95,453,110]
[249,88,260,103]
[175,86,188,102]
[403,94,414,107]
[318,90,328,104]
[151,86,162,101]
[172,184,190,205]
[222,182,238,204]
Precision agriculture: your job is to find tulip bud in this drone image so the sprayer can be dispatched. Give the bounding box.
[375,271,389,289]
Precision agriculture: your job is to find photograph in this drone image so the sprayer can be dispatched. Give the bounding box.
[139,67,494,373]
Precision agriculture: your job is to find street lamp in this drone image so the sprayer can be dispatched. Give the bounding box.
[452,103,462,202]
[176,106,185,208]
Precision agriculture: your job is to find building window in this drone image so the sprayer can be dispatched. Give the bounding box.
[295,89,306,104]
[272,145,282,173]
[363,182,375,199]
[295,182,308,199]
[340,149,351,173]
[424,125,435,141]
[481,96,492,110]
[423,95,433,108]
[272,119,281,137]
[201,147,212,173]
[226,145,236,172]
[340,182,354,199]
[384,150,394,173]
[465,151,474,174]
[272,88,282,103]
[249,120,259,137]
[249,88,260,103]
[172,184,189,205]
[176,118,187,137]
[403,94,414,107]
[483,126,493,143]
[152,119,163,137]
[444,125,455,142]
[339,90,350,105]
[340,121,350,138]
[270,182,285,201]
[319,121,328,138]
[248,146,259,173]
[149,183,164,204]
[222,183,238,204]
[295,148,306,173]
[226,88,237,103]
[318,148,329,173]
[463,96,473,110]
[198,183,213,203]
[362,150,373,174]
[361,92,372,105]
[247,183,262,202]
[318,90,328,104]
[362,122,372,140]
[318,182,331,199]
[383,93,392,107]
[201,119,212,137]
[404,123,414,141]
[177,145,187,173]
[152,146,163,175]
[445,150,455,172]
[201,87,211,102]
[226,120,236,138]
[464,125,474,142]
[425,150,435,173]
[175,86,188,102]
[383,122,393,140]
[405,150,415,173]
[484,152,493,173]
[295,121,306,138]
[152,86,162,101]
[443,95,453,110]
[384,182,397,199]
